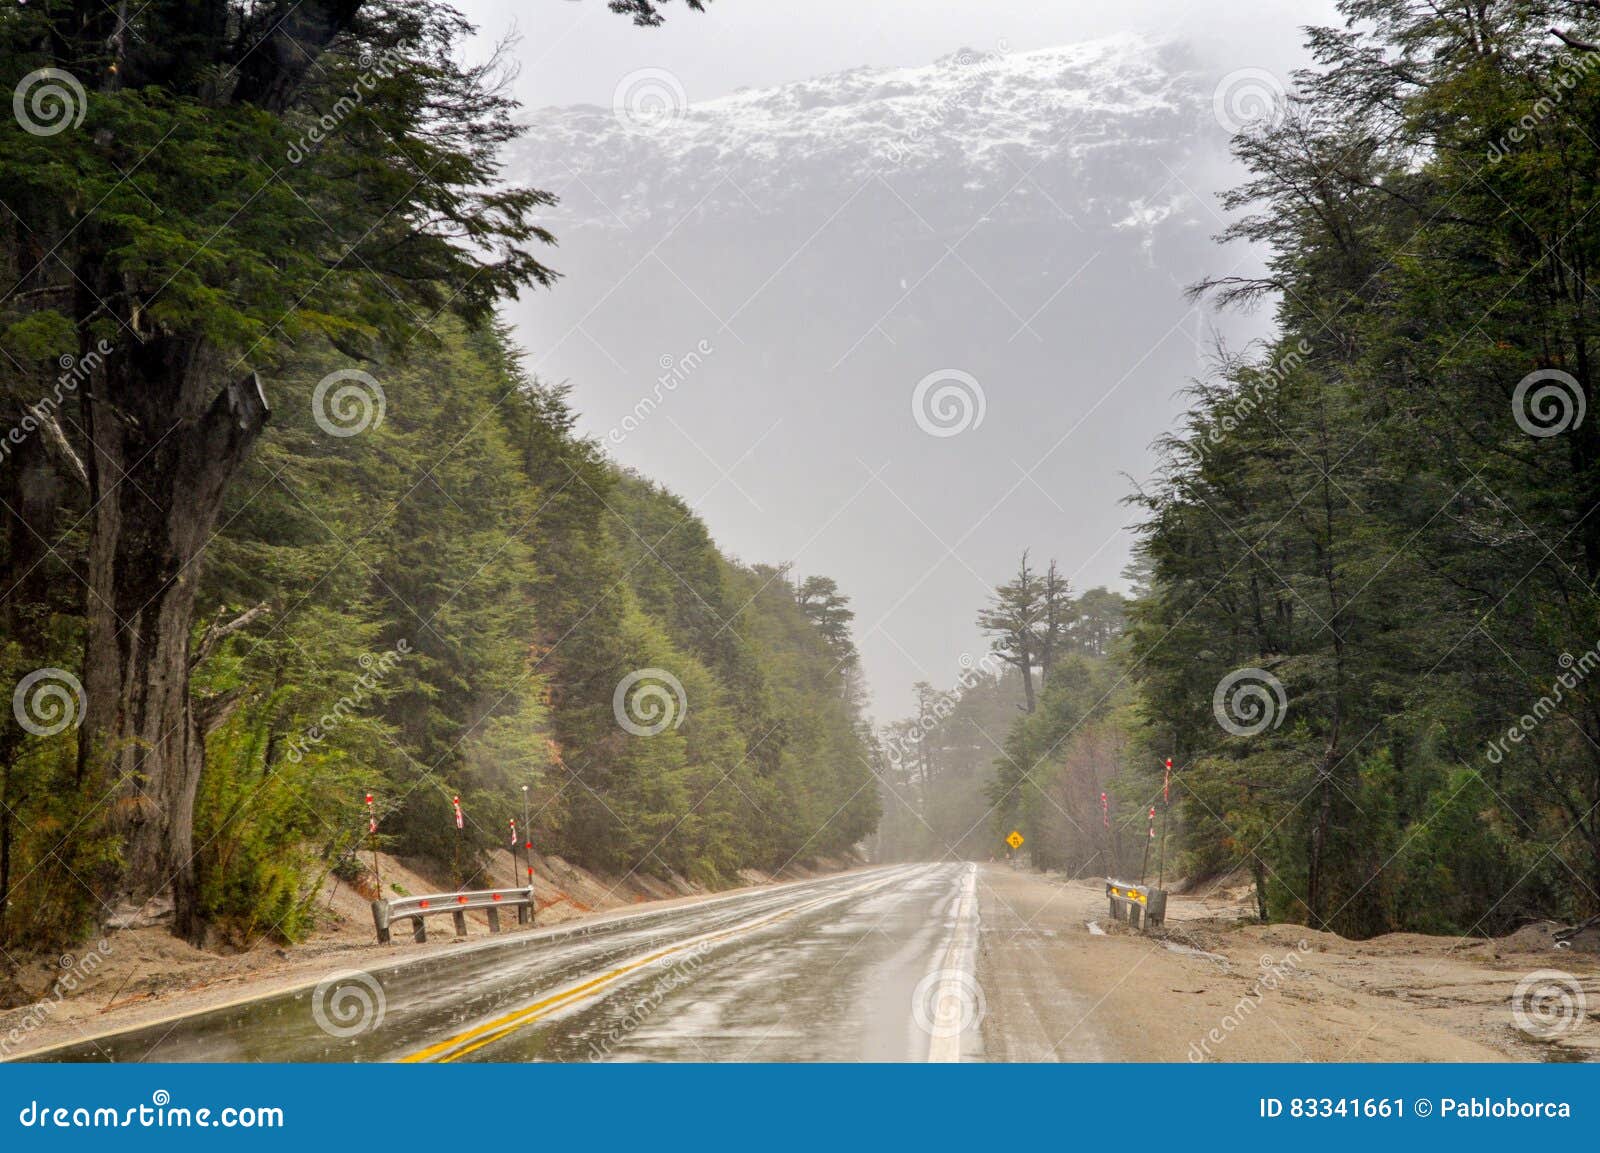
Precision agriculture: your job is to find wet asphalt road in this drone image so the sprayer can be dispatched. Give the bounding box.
[25,863,982,1063]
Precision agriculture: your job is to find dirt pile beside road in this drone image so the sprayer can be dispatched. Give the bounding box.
[975,865,1598,1062]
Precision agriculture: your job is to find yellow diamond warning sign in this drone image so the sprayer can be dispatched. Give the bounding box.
[1006,830,1024,850]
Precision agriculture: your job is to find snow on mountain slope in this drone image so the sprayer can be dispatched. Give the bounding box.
[511,35,1214,235]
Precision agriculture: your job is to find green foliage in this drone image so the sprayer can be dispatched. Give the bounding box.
[1125,0,1600,934]
[0,3,556,372]
[2,309,875,948]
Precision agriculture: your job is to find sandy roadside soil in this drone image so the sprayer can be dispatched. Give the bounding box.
[976,864,1600,1062]
[0,850,858,1060]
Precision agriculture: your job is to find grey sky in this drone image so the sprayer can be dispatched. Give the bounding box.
[453,1,1344,721]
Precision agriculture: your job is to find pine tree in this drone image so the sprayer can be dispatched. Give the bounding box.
[978,552,1044,713]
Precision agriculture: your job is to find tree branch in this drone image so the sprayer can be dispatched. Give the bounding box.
[1551,27,1600,52]
[29,406,89,490]
[192,601,273,669]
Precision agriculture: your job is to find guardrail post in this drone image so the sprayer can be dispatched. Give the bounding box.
[517,900,531,926]
[412,915,427,943]
[453,909,468,937]
[1147,889,1167,928]
[487,906,501,933]
[371,899,392,945]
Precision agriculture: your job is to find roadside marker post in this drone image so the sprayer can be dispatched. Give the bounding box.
[521,783,533,892]
[509,817,521,904]
[366,791,380,895]
[520,842,535,926]
[1139,805,1155,884]
[1100,790,1115,877]
[1158,757,1173,890]
[452,794,464,891]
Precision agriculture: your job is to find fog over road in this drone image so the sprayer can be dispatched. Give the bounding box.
[25,864,984,1063]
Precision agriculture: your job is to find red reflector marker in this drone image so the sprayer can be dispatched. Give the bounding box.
[492,892,502,901]
[419,899,430,909]
[457,895,468,904]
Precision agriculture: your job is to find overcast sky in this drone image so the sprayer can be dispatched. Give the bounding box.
[451,0,1345,721]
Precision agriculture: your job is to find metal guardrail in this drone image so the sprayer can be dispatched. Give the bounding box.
[371,886,536,944]
[1106,878,1167,930]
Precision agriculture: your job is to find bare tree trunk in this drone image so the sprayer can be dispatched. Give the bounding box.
[1018,633,1036,714]
[77,333,268,942]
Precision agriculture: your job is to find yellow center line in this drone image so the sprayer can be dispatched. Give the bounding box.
[400,871,904,1063]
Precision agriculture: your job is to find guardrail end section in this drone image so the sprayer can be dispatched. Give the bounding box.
[371,898,392,944]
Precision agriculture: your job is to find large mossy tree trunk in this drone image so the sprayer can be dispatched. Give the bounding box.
[78,333,268,941]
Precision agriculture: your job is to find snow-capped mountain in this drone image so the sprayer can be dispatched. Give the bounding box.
[512,35,1215,235]
[499,36,1261,717]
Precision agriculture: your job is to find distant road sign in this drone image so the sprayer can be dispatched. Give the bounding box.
[1006,830,1024,850]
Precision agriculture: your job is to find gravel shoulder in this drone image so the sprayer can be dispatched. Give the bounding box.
[975,864,1599,1062]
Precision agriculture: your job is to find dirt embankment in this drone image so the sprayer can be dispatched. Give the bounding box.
[976,864,1600,1063]
[0,849,856,1059]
